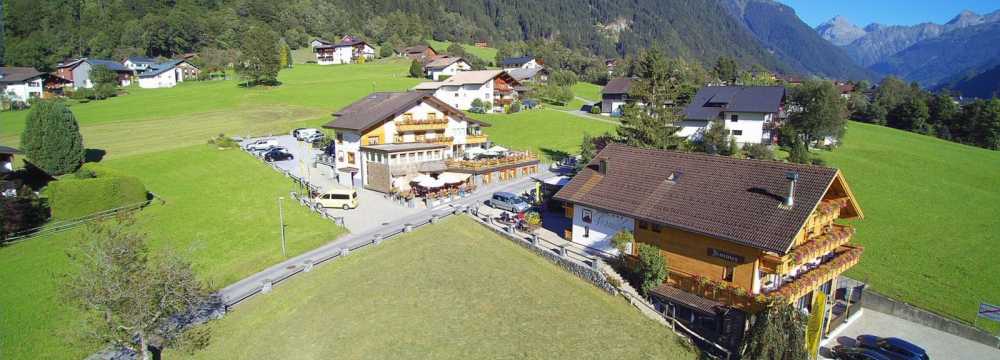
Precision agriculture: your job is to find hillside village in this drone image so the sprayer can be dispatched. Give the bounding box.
[2,2,1000,360]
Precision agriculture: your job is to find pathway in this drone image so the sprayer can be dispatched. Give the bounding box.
[819,309,1000,359]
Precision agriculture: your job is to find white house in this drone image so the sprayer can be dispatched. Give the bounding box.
[313,38,375,65]
[56,59,133,89]
[321,91,490,192]
[0,145,19,175]
[122,56,158,72]
[500,56,540,69]
[680,86,786,145]
[422,56,471,81]
[601,77,633,116]
[0,67,45,103]
[310,39,334,48]
[412,70,520,113]
[137,60,195,89]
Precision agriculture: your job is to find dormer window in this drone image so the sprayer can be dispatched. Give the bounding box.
[730,114,739,122]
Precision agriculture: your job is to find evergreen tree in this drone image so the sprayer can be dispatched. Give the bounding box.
[236,26,281,86]
[713,56,738,84]
[636,243,667,296]
[787,80,848,145]
[20,101,85,175]
[787,135,811,165]
[616,49,699,149]
[697,120,731,155]
[409,59,424,78]
[743,302,809,360]
[278,40,292,69]
[90,65,119,99]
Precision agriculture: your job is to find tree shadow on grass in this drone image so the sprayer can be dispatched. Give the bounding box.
[539,148,570,162]
[84,148,107,163]
[237,80,283,88]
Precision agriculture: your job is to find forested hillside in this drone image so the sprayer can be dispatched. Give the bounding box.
[1,0,792,74]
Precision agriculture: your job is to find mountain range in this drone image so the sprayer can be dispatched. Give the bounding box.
[813,9,1000,97]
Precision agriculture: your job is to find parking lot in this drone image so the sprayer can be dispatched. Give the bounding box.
[819,309,1000,359]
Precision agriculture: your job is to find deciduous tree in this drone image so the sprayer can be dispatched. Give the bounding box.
[787,80,848,146]
[636,243,667,296]
[713,56,738,84]
[20,101,85,175]
[236,26,281,86]
[743,302,809,360]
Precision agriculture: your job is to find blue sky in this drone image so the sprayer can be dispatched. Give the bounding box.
[781,0,1000,27]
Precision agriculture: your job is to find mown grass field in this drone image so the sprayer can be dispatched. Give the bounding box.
[427,39,498,63]
[179,216,696,359]
[821,122,1000,328]
[0,146,346,359]
[474,109,615,159]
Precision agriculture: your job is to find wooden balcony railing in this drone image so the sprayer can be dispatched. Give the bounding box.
[446,152,539,171]
[396,119,449,132]
[764,244,863,304]
[416,136,454,144]
[465,134,488,144]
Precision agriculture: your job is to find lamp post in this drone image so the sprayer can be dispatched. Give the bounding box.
[278,197,286,257]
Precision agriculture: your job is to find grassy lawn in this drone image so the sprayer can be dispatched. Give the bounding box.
[573,82,603,103]
[427,39,498,63]
[474,108,616,160]
[179,216,695,359]
[0,145,346,359]
[821,121,1000,327]
[0,62,420,159]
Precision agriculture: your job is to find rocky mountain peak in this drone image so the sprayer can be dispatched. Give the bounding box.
[816,15,867,46]
[947,10,982,27]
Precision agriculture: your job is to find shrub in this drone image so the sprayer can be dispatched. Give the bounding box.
[589,104,601,114]
[69,88,95,101]
[0,186,49,241]
[636,243,668,296]
[611,230,634,254]
[20,101,85,175]
[509,101,522,113]
[743,143,774,160]
[607,275,623,289]
[43,164,147,221]
[379,45,394,58]
[409,59,423,78]
[207,133,238,149]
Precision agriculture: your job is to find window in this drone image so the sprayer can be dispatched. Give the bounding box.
[651,224,662,233]
[638,221,649,230]
[403,113,413,122]
[347,152,355,165]
[731,130,743,136]
[427,113,437,121]
[367,136,379,145]
[730,114,739,122]
[336,133,344,144]
[723,266,734,282]
[390,154,398,164]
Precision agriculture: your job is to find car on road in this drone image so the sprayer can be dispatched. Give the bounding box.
[487,192,530,213]
[291,128,321,141]
[263,148,294,162]
[856,335,929,360]
[831,345,893,360]
[245,138,278,152]
[303,132,326,143]
[314,186,358,210]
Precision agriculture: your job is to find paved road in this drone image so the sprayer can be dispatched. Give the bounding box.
[218,173,547,306]
[819,309,1000,359]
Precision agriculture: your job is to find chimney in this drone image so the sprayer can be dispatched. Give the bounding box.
[598,158,608,175]
[784,171,799,207]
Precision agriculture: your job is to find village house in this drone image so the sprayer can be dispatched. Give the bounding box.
[500,56,541,70]
[321,92,492,191]
[422,56,471,81]
[313,36,376,65]
[507,66,549,84]
[680,86,786,145]
[601,77,633,116]
[137,60,198,89]
[412,70,521,113]
[122,56,158,72]
[402,44,438,61]
[0,67,45,103]
[554,144,864,351]
[56,58,133,89]
[310,38,335,48]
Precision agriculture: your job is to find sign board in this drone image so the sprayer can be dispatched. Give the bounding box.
[806,292,826,360]
[708,248,745,263]
[978,303,1000,323]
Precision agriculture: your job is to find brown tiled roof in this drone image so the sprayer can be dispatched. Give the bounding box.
[553,144,840,254]
[323,92,488,131]
[602,77,633,95]
[650,285,725,315]
[423,55,465,70]
[0,67,44,83]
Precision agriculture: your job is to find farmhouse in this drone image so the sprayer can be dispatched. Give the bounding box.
[601,77,633,116]
[321,92,492,191]
[680,86,786,145]
[122,56,158,72]
[55,58,133,89]
[422,56,471,81]
[507,67,549,83]
[554,144,864,351]
[500,56,541,69]
[402,44,438,61]
[310,38,335,48]
[0,67,45,103]
[412,70,521,113]
[313,37,376,65]
[137,60,197,89]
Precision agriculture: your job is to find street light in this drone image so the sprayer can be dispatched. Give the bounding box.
[278,197,286,257]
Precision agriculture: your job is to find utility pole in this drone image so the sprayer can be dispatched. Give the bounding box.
[278,197,286,257]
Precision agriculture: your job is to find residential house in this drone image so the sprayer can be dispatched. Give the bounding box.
[601,77,633,116]
[836,82,855,100]
[313,37,376,65]
[122,56,158,72]
[310,39,335,48]
[56,58,133,89]
[680,86,786,145]
[507,67,549,84]
[137,60,198,89]
[0,67,45,103]
[175,61,201,79]
[0,145,18,174]
[422,56,471,81]
[500,56,540,69]
[321,92,491,191]
[402,44,438,61]
[776,74,805,86]
[412,70,520,113]
[554,144,864,351]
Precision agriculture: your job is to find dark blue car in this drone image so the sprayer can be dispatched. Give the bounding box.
[856,335,929,360]
[832,345,893,360]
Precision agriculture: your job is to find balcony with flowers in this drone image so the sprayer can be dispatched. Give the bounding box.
[396,118,449,132]
[446,151,539,172]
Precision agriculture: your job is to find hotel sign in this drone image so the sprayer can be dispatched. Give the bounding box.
[708,248,745,263]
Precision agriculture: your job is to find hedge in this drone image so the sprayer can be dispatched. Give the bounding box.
[43,164,148,221]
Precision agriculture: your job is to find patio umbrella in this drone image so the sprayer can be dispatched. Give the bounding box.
[418,178,446,189]
[393,177,412,191]
[411,174,435,183]
[463,147,487,159]
[487,145,509,154]
[439,172,471,184]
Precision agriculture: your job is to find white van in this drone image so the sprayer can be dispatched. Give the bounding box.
[314,186,359,210]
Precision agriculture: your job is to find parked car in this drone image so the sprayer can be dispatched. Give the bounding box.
[263,148,293,162]
[313,186,358,210]
[832,345,893,360]
[487,192,530,213]
[245,138,278,151]
[856,336,929,360]
[291,128,321,141]
[549,156,579,171]
[303,132,326,143]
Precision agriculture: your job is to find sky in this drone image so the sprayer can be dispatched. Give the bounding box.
[781,0,1000,27]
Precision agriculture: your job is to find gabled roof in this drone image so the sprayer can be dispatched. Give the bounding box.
[0,67,45,83]
[403,45,435,54]
[0,145,19,155]
[602,77,633,95]
[501,56,534,66]
[125,56,157,65]
[423,56,466,70]
[439,70,506,85]
[56,58,86,69]
[553,144,861,255]
[312,38,335,46]
[507,67,547,81]
[85,59,131,72]
[683,86,786,121]
[323,92,488,132]
[138,60,185,78]
[315,37,368,50]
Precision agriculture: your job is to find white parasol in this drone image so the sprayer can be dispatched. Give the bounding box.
[439,172,472,184]
[418,178,447,189]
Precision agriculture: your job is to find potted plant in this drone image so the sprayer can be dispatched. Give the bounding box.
[697,275,711,295]
[524,211,542,232]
